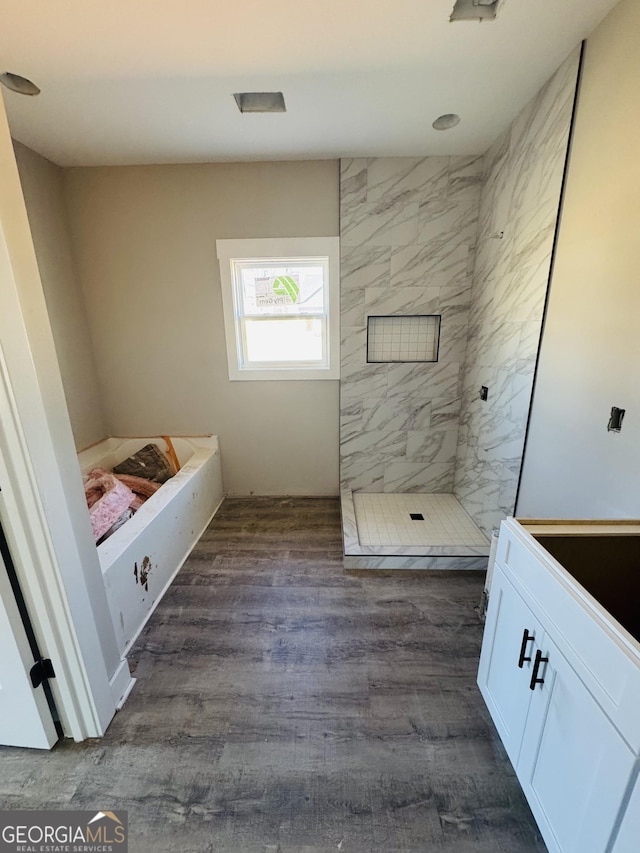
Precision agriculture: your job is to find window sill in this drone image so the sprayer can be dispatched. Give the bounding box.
[227,365,340,381]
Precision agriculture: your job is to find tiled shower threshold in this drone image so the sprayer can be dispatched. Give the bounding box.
[341,490,490,570]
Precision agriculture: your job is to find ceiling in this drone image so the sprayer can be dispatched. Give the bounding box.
[0,0,621,167]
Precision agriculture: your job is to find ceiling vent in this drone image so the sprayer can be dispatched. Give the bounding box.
[233,92,286,114]
[433,113,461,131]
[450,0,500,22]
[0,71,40,96]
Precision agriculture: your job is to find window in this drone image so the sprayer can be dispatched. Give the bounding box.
[217,237,340,380]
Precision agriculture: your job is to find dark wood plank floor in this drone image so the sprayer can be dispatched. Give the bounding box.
[0,497,546,852]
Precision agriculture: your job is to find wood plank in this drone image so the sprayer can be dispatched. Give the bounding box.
[0,497,546,852]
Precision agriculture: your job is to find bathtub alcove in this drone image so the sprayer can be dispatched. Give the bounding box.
[78,435,223,655]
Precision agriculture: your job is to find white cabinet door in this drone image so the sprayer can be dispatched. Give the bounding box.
[518,634,636,853]
[0,549,58,749]
[478,563,543,765]
[611,768,640,853]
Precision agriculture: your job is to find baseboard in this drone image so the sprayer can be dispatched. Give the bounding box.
[109,658,136,710]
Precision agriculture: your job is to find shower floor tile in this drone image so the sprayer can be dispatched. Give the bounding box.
[353,492,488,548]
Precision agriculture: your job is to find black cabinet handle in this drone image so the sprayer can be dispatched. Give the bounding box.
[529,649,549,690]
[518,629,535,668]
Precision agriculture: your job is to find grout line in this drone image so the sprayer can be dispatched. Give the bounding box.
[353,492,487,547]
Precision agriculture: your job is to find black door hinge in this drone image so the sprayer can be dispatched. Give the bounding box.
[30,658,55,689]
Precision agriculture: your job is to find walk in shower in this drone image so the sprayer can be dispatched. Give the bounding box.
[339,50,581,568]
[342,491,490,569]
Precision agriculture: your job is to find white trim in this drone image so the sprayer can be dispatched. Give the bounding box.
[217,236,340,381]
[0,94,124,742]
[0,344,105,739]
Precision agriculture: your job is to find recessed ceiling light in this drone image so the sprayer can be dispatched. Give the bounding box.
[0,71,40,96]
[233,92,286,114]
[433,113,461,131]
[450,0,500,22]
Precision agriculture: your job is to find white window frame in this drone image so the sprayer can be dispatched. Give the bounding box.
[217,237,340,381]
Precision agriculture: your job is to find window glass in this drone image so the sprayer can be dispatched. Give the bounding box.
[239,263,325,316]
[244,318,324,363]
[217,237,339,381]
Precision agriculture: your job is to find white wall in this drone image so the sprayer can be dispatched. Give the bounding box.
[63,160,340,496]
[13,142,108,451]
[517,0,640,519]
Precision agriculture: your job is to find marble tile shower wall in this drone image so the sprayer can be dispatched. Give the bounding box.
[340,156,482,493]
[453,48,581,537]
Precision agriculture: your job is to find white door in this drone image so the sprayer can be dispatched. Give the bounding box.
[477,563,542,765]
[0,548,58,749]
[518,633,635,853]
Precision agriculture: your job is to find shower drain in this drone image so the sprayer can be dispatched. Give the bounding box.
[409,513,425,521]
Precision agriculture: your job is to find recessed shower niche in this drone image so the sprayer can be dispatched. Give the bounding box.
[367,315,440,363]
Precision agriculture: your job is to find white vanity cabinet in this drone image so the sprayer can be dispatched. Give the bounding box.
[478,518,640,853]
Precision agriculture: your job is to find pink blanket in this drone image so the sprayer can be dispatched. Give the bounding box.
[84,469,136,541]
